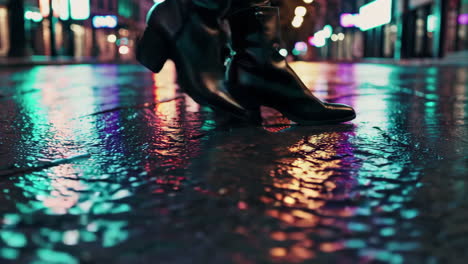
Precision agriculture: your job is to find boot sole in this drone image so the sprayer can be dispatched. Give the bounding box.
[242,102,356,126]
[282,112,357,125]
[228,84,356,126]
[246,98,356,125]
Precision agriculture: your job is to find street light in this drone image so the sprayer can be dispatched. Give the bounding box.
[295,6,307,17]
[292,6,307,28]
[292,16,304,28]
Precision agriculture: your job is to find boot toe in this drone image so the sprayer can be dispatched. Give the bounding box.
[324,103,356,122]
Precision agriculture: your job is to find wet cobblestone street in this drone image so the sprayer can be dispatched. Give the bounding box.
[0,62,467,264]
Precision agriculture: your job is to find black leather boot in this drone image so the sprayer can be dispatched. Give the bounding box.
[136,0,249,119]
[226,7,356,125]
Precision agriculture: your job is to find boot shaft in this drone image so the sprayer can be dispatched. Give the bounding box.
[228,7,283,64]
[146,0,232,37]
[193,0,232,13]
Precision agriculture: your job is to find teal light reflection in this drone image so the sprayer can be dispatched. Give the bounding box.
[2,66,134,261]
[37,249,78,264]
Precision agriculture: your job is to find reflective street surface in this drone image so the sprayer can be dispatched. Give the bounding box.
[0,62,467,264]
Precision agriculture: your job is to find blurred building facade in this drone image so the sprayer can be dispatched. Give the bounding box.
[0,0,154,60]
[1,0,467,61]
[279,0,468,60]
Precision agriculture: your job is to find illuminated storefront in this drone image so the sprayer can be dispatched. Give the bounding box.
[1,0,148,59]
[307,0,467,60]
[453,0,468,52]
[459,0,468,50]
[358,0,396,58]
[356,0,468,58]
[92,15,118,60]
[397,0,442,58]
[397,0,468,58]
[14,0,93,57]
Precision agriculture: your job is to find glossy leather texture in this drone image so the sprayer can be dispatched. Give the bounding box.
[226,7,356,125]
[136,0,249,119]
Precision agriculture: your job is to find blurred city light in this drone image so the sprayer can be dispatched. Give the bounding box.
[323,25,333,38]
[294,42,308,52]
[117,38,129,46]
[427,14,437,32]
[119,0,133,18]
[340,13,359,28]
[119,29,129,37]
[358,0,392,31]
[459,14,468,25]
[292,6,307,28]
[279,48,288,57]
[58,0,70,20]
[310,25,333,48]
[39,0,69,19]
[107,34,117,43]
[51,0,60,17]
[292,16,304,28]
[331,33,345,42]
[92,16,118,29]
[295,6,307,17]
[39,0,50,17]
[70,24,84,34]
[119,46,130,55]
[337,33,345,41]
[70,0,90,20]
[311,33,326,47]
[303,0,314,3]
[311,37,326,47]
[24,11,43,23]
[293,41,308,55]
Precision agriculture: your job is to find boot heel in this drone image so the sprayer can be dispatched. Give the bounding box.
[136,27,171,73]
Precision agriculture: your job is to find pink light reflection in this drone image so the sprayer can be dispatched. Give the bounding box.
[340,13,359,28]
[458,14,468,25]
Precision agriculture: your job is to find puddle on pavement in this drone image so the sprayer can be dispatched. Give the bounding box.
[0,63,466,263]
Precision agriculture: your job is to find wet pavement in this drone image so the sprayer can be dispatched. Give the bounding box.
[0,61,467,264]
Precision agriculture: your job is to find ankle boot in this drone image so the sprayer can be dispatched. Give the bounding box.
[136,0,249,119]
[226,7,356,125]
